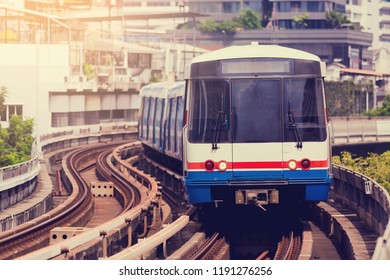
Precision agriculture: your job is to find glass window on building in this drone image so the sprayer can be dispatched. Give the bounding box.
[277,2,291,12]
[85,50,98,65]
[52,112,68,127]
[306,1,324,12]
[146,1,170,6]
[291,1,301,12]
[113,52,125,67]
[128,53,152,68]
[223,2,241,13]
[334,3,346,13]
[1,108,6,122]
[123,1,142,7]
[244,1,262,11]
[189,3,221,13]
[1,104,23,122]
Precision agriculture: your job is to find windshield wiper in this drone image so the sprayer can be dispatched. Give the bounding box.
[288,103,303,149]
[212,111,223,150]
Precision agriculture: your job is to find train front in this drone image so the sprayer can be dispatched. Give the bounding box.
[182,44,332,210]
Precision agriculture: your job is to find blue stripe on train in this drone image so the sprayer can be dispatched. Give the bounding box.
[186,169,330,184]
[184,170,331,203]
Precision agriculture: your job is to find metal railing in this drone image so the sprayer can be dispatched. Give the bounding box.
[330,117,390,145]
[332,164,390,259]
[1,123,137,200]
[0,156,40,192]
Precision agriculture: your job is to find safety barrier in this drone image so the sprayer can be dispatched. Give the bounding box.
[330,117,390,145]
[332,164,390,259]
[0,123,137,191]
[0,157,40,189]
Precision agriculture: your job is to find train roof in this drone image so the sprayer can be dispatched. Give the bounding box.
[191,43,322,64]
[139,81,185,98]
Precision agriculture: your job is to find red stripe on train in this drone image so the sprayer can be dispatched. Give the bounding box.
[187,160,328,170]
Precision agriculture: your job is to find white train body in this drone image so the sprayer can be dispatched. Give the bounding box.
[139,43,332,209]
[182,43,332,208]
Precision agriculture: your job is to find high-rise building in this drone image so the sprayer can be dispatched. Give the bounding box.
[188,0,263,21]
[346,0,390,73]
[270,0,346,29]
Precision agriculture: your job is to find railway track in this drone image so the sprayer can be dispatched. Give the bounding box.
[134,154,306,261]
[96,149,142,213]
[0,140,365,260]
[0,141,159,260]
[0,144,106,259]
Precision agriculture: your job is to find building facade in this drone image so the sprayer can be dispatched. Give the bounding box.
[270,0,346,29]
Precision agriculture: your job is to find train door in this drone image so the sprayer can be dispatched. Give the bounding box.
[231,79,284,180]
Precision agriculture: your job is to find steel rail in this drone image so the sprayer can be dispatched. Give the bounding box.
[0,145,98,258]
[108,215,190,260]
[17,142,160,260]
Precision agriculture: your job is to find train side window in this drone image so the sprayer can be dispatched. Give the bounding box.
[142,97,150,140]
[139,97,144,138]
[149,98,156,143]
[168,97,177,151]
[176,96,184,153]
[167,98,172,150]
[154,98,163,148]
[160,99,165,149]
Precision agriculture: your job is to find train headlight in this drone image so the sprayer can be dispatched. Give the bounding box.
[204,160,215,171]
[301,159,311,170]
[218,160,227,172]
[288,160,297,170]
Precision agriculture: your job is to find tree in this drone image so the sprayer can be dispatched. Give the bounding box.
[325,10,350,29]
[0,115,35,167]
[333,151,390,193]
[197,9,262,34]
[235,9,262,30]
[365,95,390,116]
[218,20,239,34]
[0,86,6,116]
[197,18,220,33]
[82,62,95,81]
[292,13,309,29]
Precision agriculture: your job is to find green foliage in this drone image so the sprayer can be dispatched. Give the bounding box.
[197,18,239,34]
[82,62,95,81]
[197,19,220,33]
[235,9,262,30]
[219,20,239,34]
[325,10,350,29]
[325,81,374,117]
[365,95,390,116]
[197,9,261,34]
[325,81,352,116]
[292,13,309,29]
[333,151,390,193]
[0,86,6,115]
[0,115,35,167]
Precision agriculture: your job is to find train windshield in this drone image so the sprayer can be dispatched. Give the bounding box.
[188,78,326,144]
[188,79,231,143]
[283,78,327,143]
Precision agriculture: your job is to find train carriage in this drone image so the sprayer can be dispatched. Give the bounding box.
[138,42,333,211]
[139,81,185,164]
[182,43,332,209]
